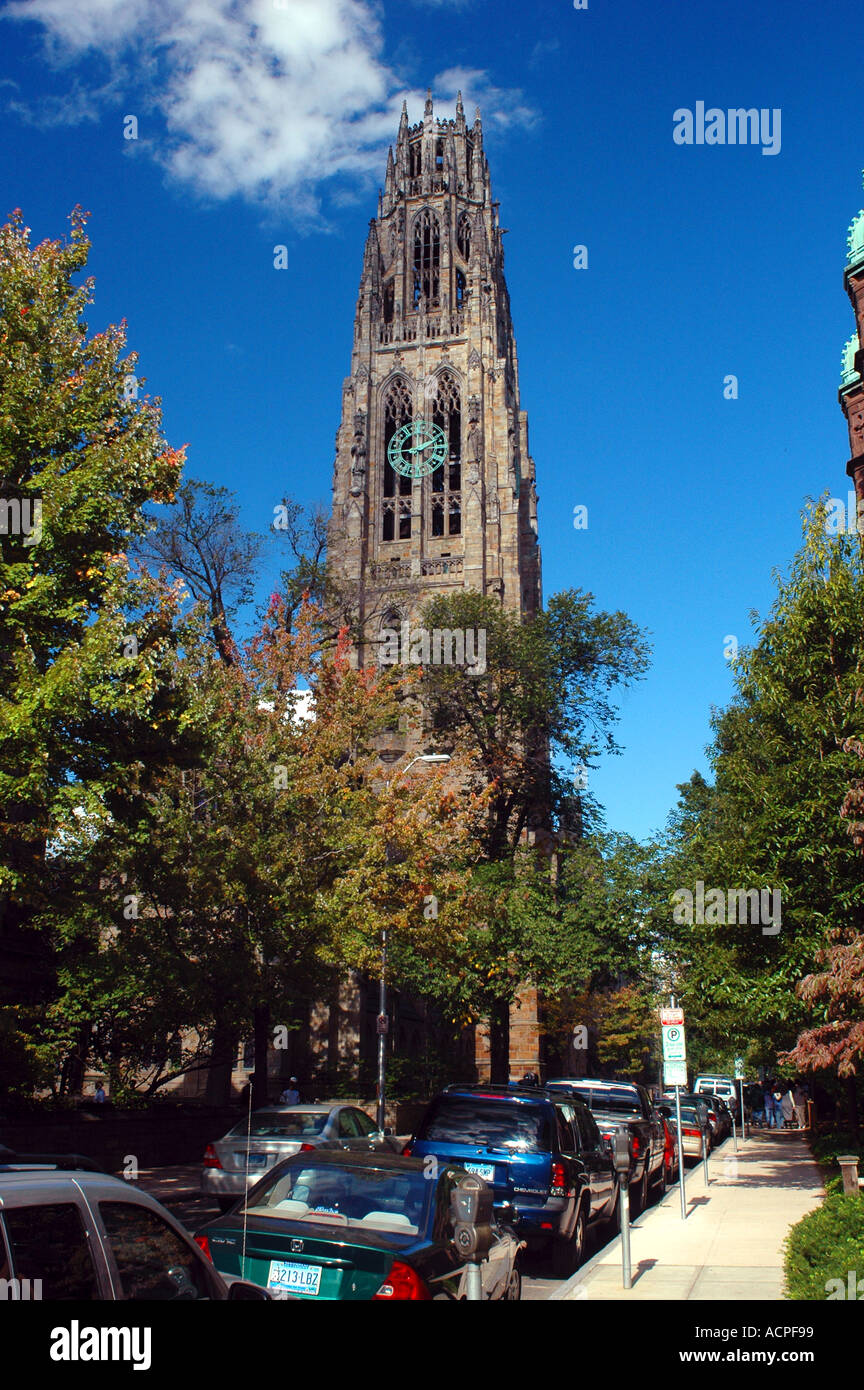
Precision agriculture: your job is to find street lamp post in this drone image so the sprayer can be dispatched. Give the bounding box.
[376,753,451,1132]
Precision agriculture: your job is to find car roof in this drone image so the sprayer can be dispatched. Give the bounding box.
[0,1168,182,1210]
[251,1149,429,1173]
[250,1105,335,1114]
[548,1078,639,1090]
[441,1085,550,1103]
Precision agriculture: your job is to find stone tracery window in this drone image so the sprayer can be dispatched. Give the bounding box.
[382,376,412,540]
[412,209,440,309]
[430,370,461,538]
[457,212,471,262]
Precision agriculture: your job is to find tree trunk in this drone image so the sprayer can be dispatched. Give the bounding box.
[489,999,510,1085]
[252,1004,270,1109]
[205,1020,238,1107]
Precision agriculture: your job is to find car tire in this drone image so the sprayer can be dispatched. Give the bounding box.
[630,1168,649,1216]
[607,1187,621,1233]
[654,1161,667,1196]
[504,1258,522,1301]
[551,1203,586,1278]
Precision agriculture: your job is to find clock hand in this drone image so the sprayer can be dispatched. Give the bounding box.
[407,437,438,454]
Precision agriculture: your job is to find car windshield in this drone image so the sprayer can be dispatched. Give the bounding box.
[416,1098,551,1153]
[242,1163,433,1236]
[567,1087,642,1117]
[228,1111,328,1139]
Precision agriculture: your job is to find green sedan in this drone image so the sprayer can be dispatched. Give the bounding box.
[195,1150,522,1301]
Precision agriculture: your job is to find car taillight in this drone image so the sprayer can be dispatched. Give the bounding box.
[402,1143,413,1157]
[194,1235,211,1261]
[630,1136,640,1158]
[299,1143,315,1152]
[372,1260,431,1301]
[550,1161,566,1196]
[683,1126,700,1137]
[203,1144,222,1169]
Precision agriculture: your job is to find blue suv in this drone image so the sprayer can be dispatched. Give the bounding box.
[405,1085,619,1275]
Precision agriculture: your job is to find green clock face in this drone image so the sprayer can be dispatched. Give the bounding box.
[387,418,448,479]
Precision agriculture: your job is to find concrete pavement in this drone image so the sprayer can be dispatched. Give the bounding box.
[551,1131,824,1301]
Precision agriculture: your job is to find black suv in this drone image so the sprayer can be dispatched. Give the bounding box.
[405,1084,619,1276]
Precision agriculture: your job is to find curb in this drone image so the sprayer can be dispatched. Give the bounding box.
[547,1138,729,1301]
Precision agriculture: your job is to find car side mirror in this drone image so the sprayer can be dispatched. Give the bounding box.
[384,1126,393,1136]
[227,1280,272,1300]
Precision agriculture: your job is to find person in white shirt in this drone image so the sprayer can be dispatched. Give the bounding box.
[279,1078,300,1105]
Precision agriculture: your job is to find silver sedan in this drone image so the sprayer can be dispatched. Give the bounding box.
[201,1105,399,1210]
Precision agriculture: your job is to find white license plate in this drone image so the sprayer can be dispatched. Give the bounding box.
[267,1260,322,1297]
[463,1162,495,1181]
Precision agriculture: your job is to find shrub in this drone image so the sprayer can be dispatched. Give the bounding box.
[784,1194,864,1299]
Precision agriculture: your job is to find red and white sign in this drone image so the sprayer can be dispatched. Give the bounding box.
[660,1007,684,1025]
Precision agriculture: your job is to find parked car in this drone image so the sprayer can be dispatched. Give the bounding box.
[693,1075,741,1122]
[657,1110,680,1186]
[547,1079,666,1214]
[699,1093,733,1140]
[656,1097,712,1161]
[196,1149,523,1300]
[202,1104,398,1211]
[405,1084,619,1276]
[0,1151,265,1300]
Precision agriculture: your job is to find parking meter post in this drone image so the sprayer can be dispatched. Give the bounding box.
[612,1130,632,1290]
[702,1127,710,1187]
[465,1260,483,1301]
[675,1086,687,1221]
[738,1078,747,1141]
[731,1110,738,1153]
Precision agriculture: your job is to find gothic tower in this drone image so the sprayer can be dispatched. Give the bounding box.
[327,93,545,1080]
[329,92,542,662]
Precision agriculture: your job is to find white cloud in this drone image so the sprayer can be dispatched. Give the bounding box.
[4,0,537,221]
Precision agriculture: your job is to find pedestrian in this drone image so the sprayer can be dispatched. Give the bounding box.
[279,1077,300,1105]
[94,1082,106,1104]
[763,1080,775,1128]
[793,1081,808,1130]
[770,1082,785,1130]
[748,1082,765,1127]
[781,1086,795,1129]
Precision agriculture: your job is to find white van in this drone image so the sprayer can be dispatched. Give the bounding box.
[693,1076,741,1119]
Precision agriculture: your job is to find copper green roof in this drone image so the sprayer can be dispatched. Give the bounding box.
[847,170,864,270]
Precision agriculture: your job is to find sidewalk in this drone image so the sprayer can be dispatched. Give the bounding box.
[551,1131,824,1301]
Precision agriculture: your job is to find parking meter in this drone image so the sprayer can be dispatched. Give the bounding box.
[610,1128,632,1290]
[611,1129,631,1177]
[450,1173,494,1261]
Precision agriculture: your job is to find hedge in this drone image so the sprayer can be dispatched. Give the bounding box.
[784,1194,864,1300]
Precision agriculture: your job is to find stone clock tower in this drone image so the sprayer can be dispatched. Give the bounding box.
[327,93,545,1081]
[329,92,542,662]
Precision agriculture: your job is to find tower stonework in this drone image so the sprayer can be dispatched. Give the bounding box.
[329,92,542,656]
[327,94,544,1081]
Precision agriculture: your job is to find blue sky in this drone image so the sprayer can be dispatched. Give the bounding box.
[1,0,860,841]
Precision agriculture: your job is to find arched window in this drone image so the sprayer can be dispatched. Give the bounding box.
[457,212,472,262]
[455,269,466,309]
[430,371,461,538]
[409,140,422,180]
[383,280,394,323]
[382,377,412,540]
[413,210,440,309]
